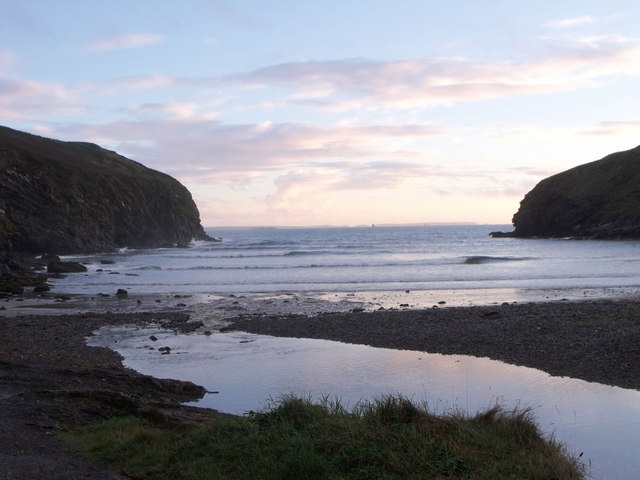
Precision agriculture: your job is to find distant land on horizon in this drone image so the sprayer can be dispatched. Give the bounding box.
[207,222,490,230]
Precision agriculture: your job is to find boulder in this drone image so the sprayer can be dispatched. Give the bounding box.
[47,261,88,274]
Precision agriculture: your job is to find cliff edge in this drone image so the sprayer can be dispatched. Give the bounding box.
[495,145,640,239]
[0,126,213,288]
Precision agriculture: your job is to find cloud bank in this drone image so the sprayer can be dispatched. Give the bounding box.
[4,23,640,225]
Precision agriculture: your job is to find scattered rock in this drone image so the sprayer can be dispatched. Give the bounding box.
[115,289,128,297]
[47,261,87,274]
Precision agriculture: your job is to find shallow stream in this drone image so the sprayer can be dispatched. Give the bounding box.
[90,325,640,480]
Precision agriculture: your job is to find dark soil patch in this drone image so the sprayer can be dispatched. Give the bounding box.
[0,312,214,480]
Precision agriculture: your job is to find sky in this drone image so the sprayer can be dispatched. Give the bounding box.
[2,1,640,227]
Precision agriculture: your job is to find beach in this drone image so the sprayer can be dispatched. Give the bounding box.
[2,297,640,478]
[229,299,640,391]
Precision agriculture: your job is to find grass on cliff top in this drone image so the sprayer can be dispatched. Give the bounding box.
[63,394,584,480]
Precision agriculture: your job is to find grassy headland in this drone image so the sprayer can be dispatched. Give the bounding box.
[64,394,583,480]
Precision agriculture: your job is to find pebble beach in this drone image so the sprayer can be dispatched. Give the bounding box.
[2,295,640,478]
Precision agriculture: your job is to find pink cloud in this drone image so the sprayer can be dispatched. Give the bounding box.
[0,50,16,70]
[0,75,82,120]
[230,35,640,108]
[87,33,164,52]
[545,16,595,28]
[85,74,175,94]
[582,120,640,136]
[55,120,443,174]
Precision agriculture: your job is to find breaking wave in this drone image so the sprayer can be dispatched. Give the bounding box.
[463,256,529,265]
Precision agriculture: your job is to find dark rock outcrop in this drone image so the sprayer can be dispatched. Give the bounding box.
[0,125,214,290]
[494,145,640,239]
[46,261,88,274]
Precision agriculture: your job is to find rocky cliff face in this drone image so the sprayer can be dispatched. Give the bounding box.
[502,145,640,239]
[0,126,212,281]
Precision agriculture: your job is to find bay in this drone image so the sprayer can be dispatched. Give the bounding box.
[50,224,640,479]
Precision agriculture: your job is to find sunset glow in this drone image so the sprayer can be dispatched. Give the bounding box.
[2,0,640,226]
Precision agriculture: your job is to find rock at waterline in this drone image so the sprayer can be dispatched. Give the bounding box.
[492,145,640,239]
[0,125,214,255]
[0,125,218,292]
[47,261,87,274]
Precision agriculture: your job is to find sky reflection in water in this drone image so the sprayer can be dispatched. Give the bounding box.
[90,326,640,480]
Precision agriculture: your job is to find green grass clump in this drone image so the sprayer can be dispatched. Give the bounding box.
[63,394,584,479]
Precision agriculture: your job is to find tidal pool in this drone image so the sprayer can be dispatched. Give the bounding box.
[90,325,640,480]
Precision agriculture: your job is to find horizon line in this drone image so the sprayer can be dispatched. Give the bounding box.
[204,222,513,230]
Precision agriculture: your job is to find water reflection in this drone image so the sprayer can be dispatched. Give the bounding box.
[90,326,640,480]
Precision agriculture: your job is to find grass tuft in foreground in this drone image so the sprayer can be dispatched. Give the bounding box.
[63,394,584,479]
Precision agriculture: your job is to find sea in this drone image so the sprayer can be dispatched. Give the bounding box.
[51,224,640,304]
[48,224,640,479]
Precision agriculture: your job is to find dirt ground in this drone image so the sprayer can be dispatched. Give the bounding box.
[0,311,214,480]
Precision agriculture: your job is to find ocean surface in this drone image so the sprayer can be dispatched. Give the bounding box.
[52,224,640,305]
